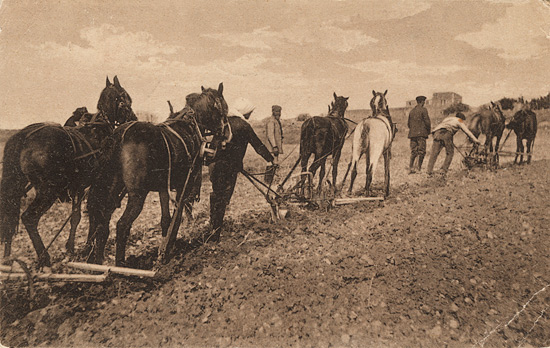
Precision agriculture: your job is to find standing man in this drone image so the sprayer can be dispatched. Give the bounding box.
[208,97,274,242]
[407,96,431,174]
[265,104,284,184]
[426,112,481,176]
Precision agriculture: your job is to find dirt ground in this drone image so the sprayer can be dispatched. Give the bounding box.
[1,122,550,347]
[1,155,550,347]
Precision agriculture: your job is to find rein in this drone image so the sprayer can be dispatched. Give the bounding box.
[158,121,195,202]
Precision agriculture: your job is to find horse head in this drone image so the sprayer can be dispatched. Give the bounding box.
[328,92,349,118]
[370,90,389,117]
[186,83,230,139]
[490,101,505,122]
[506,109,528,130]
[97,76,137,126]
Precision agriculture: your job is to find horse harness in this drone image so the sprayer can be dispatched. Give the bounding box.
[24,120,106,168]
[372,111,396,154]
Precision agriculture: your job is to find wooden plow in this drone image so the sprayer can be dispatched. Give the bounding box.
[241,155,385,221]
[0,261,156,285]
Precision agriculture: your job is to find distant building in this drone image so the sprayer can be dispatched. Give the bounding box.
[406,92,462,107]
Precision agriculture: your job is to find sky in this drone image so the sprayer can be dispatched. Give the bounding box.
[1,0,550,129]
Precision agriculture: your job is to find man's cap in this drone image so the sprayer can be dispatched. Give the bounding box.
[416,96,427,103]
[228,97,255,117]
[272,105,282,112]
[456,112,466,120]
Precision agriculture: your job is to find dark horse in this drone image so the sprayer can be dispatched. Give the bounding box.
[342,90,397,197]
[86,83,231,266]
[466,101,506,165]
[298,92,349,193]
[506,108,537,164]
[0,76,135,266]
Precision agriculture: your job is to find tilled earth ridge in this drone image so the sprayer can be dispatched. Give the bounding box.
[1,160,550,347]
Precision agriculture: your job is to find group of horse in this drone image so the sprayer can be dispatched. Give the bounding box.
[466,101,537,166]
[296,92,537,204]
[0,77,232,267]
[0,78,538,269]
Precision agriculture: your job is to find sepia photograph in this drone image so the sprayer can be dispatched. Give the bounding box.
[1,0,550,346]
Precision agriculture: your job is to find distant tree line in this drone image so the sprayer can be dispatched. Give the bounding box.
[496,93,550,110]
[443,102,470,115]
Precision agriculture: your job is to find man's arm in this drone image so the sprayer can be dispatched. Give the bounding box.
[248,123,274,162]
[423,109,431,133]
[458,120,480,143]
[266,119,277,147]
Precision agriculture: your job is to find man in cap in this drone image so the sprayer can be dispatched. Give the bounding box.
[264,105,284,184]
[407,96,431,174]
[208,97,274,242]
[426,112,481,176]
[64,106,89,127]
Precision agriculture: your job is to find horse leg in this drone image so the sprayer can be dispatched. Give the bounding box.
[526,138,533,164]
[300,152,312,197]
[65,190,82,254]
[159,190,171,237]
[494,134,502,165]
[20,189,57,267]
[115,191,147,266]
[514,136,521,164]
[348,161,358,195]
[384,149,391,198]
[365,152,373,197]
[518,139,525,165]
[332,150,342,193]
[308,155,322,194]
[0,182,26,263]
[317,160,326,193]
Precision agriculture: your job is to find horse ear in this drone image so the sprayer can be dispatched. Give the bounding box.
[113,75,121,88]
[372,90,376,96]
[490,101,495,106]
[333,92,337,100]
[218,82,224,95]
[328,105,331,112]
[106,76,112,87]
[383,90,388,96]
[345,97,349,101]
[201,86,206,93]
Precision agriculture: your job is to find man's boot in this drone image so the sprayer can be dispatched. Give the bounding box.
[417,155,425,173]
[409,154,417,174]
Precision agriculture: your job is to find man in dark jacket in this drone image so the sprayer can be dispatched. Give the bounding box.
[407,96,431,173]
[209,98,274,242]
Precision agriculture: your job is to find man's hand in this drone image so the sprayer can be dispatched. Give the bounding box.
[272,146,279,156]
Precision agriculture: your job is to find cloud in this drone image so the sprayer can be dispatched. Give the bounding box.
[202,21,378,53]
[282,22,378,52]
[203,27,280,50]
[35,24,180,71]
[455,1,550,60]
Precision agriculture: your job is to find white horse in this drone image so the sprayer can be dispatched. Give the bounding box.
[342,90,396,197]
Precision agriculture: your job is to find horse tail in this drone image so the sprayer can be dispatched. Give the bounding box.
[0,132,29,244]
[299,119,314,169]
[352,121,367,168]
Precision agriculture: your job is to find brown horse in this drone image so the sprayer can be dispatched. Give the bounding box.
[466,101,506,165]
[86,83,231,266]
[506,109,537,164]
[0,76,135,267]
[298,93,349,193]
